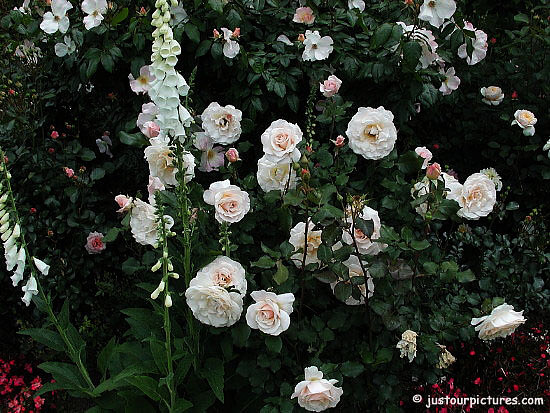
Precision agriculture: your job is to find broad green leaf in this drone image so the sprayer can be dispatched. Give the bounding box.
[202,358,224,403]
[111,7,129,25]
[340,361,364,377]
[273,260,289,285]
[125,376,162,401]
[19,328,65,352]
[265,336,282,353]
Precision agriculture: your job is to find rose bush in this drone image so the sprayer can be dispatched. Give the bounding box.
[0,0,548,412]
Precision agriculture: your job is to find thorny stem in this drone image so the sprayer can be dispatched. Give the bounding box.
[299,205,309,318]
[0,151,95,393]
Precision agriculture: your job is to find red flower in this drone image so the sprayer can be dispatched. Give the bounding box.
[34,395,45,409]
[469,350,476,356]
[490,37,497,44]
[29,208,37,214]
[50,131,59,139]
[433,144,440,150]
[511,91,518,99]
[474,377,481,385]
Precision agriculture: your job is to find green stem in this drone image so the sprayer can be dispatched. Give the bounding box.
[0,150,95,392]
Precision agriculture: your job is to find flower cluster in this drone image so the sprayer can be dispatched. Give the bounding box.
[396,329,418,362]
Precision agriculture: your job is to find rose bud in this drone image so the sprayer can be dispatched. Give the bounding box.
[213,29,221,38]
[225,148,240,163]
[426,163,441,180]
[297,33,305,42]
[47,148,55,154]
[232,27,240,38]
[30,208,37,214]
[331,135,345,147]
[51,131,59,139]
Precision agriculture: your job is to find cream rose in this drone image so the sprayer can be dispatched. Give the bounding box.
[257,155,298,192]
[396,330,417,362]
[201,102,242,145]
[130,199,174,247]
[330,255,374,305]
[480,86,504,106]
[191,256,247,295]
[342,206,384,255]
[203,180,251,224]
[456,173,497,220]
[289,221,323,268]
[471,303,526,340]
[185,285,243,328]
[261,119,303,161]
[144,137,177,186]
[345,106,397,160]
[511,109,537,136]
[291,366,343,412]
[246,290,295,336]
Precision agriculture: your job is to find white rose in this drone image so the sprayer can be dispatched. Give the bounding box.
[185,285,243,327]
[144,137,177,186]
[291,366,343,412]
[257,155,298,192]
[289,221,322,268]
[345,106,397,160]
[261,119,303,161]
[471,303,526,340]
[456,173,497,220]
[480,86,504,106]
[191,256,247,295]
[457,22,488,65]
[418,0,456,28]
[342,206,385,255]
[302,30,333,62]
[130,199,174,247]
[246,290,295,336]
[330,255,374,305]
[200,102,242,145]
[511,109,537,136]
[203,180,251,224]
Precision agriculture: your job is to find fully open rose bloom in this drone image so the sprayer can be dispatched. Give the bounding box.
[40,0,73,34]
[481,86,504,106]
[203,180,250,224]
[261,119,303,161]
[415,146,433,169]
[342,206,384,255]
[346,106,397,160]
[457,22,488,65]
[319,75,342,98]
[257,155,297,192]
[190,256,247,295]
[396,22,438,69]
[453,173,497,220]
[302,30,333,61]
[439,66,460,96]
[185,285,243,327]
[289,221,322,268]
[201,102,242,144]
[291,366,343,412]
[145,138,195,186]
[511,109,537,136]
[330,255,374,305]
[292,7,315,25]
[115,195,133,213]
[85,231,105,254]
[81,0,107,30]
[246,290,295,336]
[471,303,526,340]
[419,0,456,28]
[130,199,174,247]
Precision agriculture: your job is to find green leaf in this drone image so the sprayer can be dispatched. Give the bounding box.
[79,148,96,161]
[202,358,224,403]
[355,217,374,238]
[122,257,141,274]
[173,398,194,413]
[119,131,148,147]
[398,151,423,174]
[208,0,224,13]
[402,41,422,72]
[340,361,364,378]
[100,54,114,73]
[333,282,352,302]
[410,240,430,250]
[273,260,289,285]
[457,269,476,283]
[97,337,116,377]
[251,256,276,269]
[185,23,200,44]
[90,167,105,181]
[317,243,333,262]
[514,13,529,24]
[102,227,120,243]
[231,323,251,347]
[506,202,519,211]
[111,7,129,25]
[125,376,162,401]
[19,328,65,352]
[174,354,193,386]
[372,23,393,48]
[265,336,282,353]
[39,362,86,388]
[423,262,438,275]
[195,40,212,57]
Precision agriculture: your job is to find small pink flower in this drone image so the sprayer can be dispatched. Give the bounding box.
[128,65,155,94]
[63,167,74,178]
[319,74,342,97]
[51,131,59,139]
[293,7,315,25]
[225,148,240,163]
[34,396,45,409]
[147,176,165,205]
[232,27,240,38]
[142,121,160,138]
[213,29,221,38]
[331,135,345,147]
[414,146,433,169]
[426,163,441,180]
[297,33,305,42]
[114,195,133,213]
[439,66,460,96]
[48,148,55,154]
[85,231,106,254]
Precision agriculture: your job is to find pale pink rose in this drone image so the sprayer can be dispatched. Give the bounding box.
[148,176,165,205]
[115,194,133,213]
[414,146,433,169]
[426,163,441,180]
[439,66,460,95]
[200,147,225,172]
[128,65,155,94]
[63,167,74,178]
[142,121,160,139]
[85,231,106,254]
[225,148,240,163]
[319,75,342,97]
[331,135,345,147]
[232,27,240,37]
[293,7,315,25]
[213,28,221,38]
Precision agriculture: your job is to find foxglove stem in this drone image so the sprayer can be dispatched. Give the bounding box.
[0,149,95,393]
[219,222,232,258]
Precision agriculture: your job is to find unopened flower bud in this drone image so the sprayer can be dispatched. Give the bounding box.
[169,272,180,279]
[297,34,305,42]
[213,29,221,38]
[232,27,240,38]
[165,294,172,307]
[225,148,240,163]
[151,260,162,272]
[331,135,345,147]
[426,163,441,180]
[150,280,165,300]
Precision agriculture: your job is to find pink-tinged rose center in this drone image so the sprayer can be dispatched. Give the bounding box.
[259,304,275,320]
[216,114,232,130]
[274,132,291,150]
[354,228,369,241]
